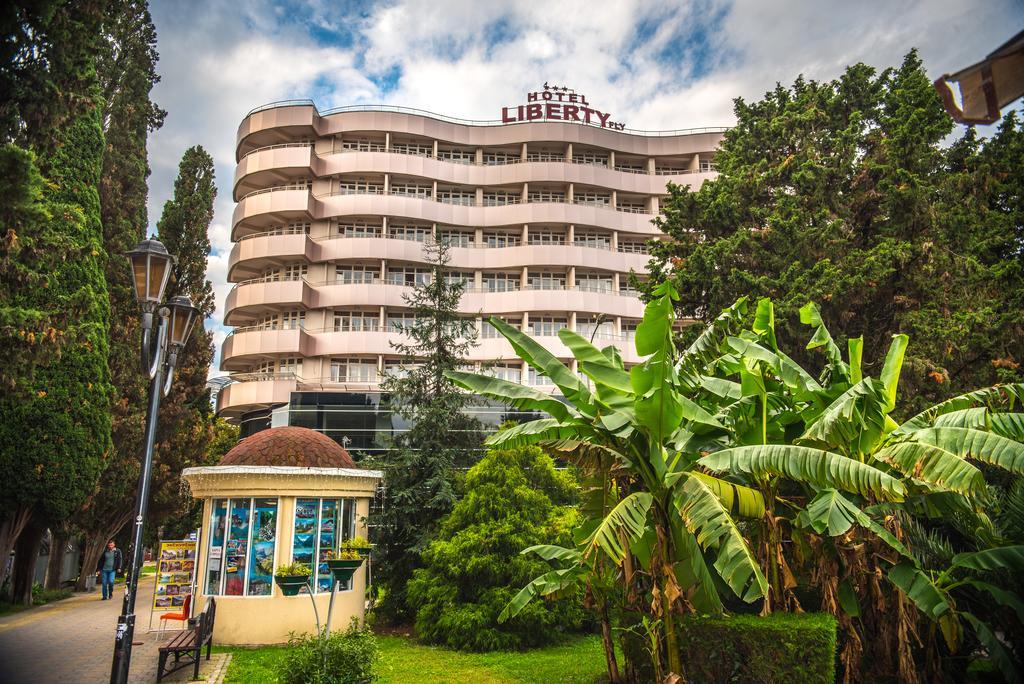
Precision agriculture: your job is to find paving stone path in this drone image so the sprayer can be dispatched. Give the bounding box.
[0,577,228,684]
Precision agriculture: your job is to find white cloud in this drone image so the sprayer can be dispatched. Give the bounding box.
[145,0,1022,380]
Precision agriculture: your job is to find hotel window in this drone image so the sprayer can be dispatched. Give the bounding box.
[622,320,640,340]
[527,366,555,386]
[573,192,611,207]
[337,178,384,195]
[386,266,431,287]
[528,316,568,337]
[481,316,520,338]
[277,179,312,191]
[335,265,379,284]
[482,190,519,206]
[618,239,650,254]
[252,357,298,376]
[484,232,520,248]
[390,141,432,157]
[575,272,613,293]
[572,151,609,167]
[340,137,385,152]
[527,189,566,204]
[617,200,648,214]
[620,280,643,297]
[334,311,379,332]
[266,222,310,236]
[573,232,611,250]
[482,363,522,383]
[280,311,305,330]
[577,316,614,339]
[291,498,357,593]
[261,264,308,282]
[483,151,518,165]
[388,223,432,241]
[482,273,519,292]
[437,188,476,206]
[254,313,280,331]
[382,359,422,379]
[526,149,564,162]
[529,271,566,290]
[615,161,646,173]
[389,183,432,200]
[438,148,475,165]
[700,160,716,172]
[330,358,378,383]
[205,497,278,597]
[333,221,381,238]
[386,311,420,332]
[438,229,473,247]
[444,271,473,286]
[528,229,565,245]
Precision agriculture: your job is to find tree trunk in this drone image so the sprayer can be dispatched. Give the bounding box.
[600,599,621,683]
[44,527,69,590]
[77,535,111,592]
[0,504,33,590]
[12,515,46,605]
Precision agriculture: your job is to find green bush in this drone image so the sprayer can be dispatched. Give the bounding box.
[675,613,837,684]
[278,619,379,684]
[406,444,584,651]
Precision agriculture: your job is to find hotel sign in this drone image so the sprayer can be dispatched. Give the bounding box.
[501,83,626,130]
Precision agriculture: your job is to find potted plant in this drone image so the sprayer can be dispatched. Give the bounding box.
[325,549,364,582]
[274,561,312,596]
[340,536,374,560]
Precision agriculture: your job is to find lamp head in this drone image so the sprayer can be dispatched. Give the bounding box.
[127,239,174,310]
[165,295,199,347]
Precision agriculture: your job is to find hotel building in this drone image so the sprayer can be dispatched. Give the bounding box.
[220,89,725,450]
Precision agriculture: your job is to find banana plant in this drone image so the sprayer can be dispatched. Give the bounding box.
[446,283,767,678]
[888,545,1024,682]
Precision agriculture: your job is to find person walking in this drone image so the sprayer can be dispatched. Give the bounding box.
[96,540,123,600]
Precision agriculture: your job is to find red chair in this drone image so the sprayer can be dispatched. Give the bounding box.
[159,593,192,632]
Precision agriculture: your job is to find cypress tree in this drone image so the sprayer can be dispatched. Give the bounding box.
[77,0,168,586]
[0,101,113,603]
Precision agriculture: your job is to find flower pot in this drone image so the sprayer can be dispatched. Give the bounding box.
[274,574,310,596]
[325,558,363,582]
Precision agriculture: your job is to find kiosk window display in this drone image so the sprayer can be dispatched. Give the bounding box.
[292,497,356,593]
[205,497,278,596]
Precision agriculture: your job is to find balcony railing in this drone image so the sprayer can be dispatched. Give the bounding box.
[241,142,314,159]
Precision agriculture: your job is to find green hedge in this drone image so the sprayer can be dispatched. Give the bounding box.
[676,612,836,684]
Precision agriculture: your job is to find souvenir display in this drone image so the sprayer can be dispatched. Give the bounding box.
[152,540,197,612]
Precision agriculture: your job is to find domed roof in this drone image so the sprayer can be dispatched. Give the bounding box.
[220,427,356,468]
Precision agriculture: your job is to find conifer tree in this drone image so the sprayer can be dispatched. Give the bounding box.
[371,232,483,623]
[77,0,168,586]
[646,50,1023,414]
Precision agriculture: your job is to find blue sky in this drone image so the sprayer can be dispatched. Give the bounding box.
[144,0,1022,378]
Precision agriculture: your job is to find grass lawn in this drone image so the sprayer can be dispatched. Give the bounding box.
[218,633,609,683]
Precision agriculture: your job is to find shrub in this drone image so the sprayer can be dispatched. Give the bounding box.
[407,444,584,651]
[674,613,837,684]
[275,561,311,576]
[278,619,380,684]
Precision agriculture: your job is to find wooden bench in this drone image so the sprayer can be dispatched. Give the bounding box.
[157,597,215,682]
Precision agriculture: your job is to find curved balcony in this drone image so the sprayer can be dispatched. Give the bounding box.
[227,233,650,281]
[232,187,664,240]
[223,277,644,327]
[234,144,316,198]
[232,188,316,238]
[233,147,714,201]
[236,103,726,161]
[216,373,299,419]
[219,327,646,372]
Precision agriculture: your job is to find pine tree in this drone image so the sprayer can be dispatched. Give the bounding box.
[371,232,484,623]
[76,0,168,587]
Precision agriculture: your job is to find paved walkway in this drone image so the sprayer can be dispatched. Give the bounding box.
[0,578,228,684]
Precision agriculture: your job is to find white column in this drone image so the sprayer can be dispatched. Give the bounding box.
[565,143,573,162]
[689,153,700,172]
[384,132,391,151]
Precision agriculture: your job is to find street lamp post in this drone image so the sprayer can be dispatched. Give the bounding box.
[109,239,198,684]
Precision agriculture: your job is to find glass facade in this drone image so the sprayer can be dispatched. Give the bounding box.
[292,497,357,593]
[205,497,279,596]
